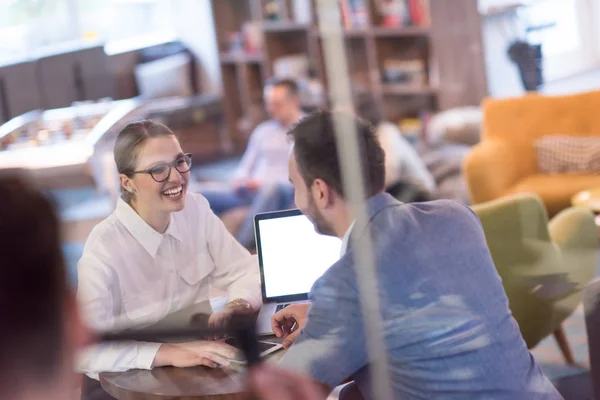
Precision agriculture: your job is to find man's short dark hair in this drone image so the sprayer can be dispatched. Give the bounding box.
[265,77,299,97]
[289,110,386,198]
[0,174,68,390]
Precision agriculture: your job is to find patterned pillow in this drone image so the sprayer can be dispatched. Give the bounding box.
[534,136,600,173]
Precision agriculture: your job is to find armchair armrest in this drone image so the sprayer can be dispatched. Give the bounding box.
[549,206,597,290]
[549,207,598,251]
[463,140,522,204]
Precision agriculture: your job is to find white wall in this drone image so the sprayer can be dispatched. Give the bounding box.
[542,68,600,95]
[479,0,525,98]
[481,12,525,98]
[169,0,221,93]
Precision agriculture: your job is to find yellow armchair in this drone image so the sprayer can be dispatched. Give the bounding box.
[465,90,600,216]
[472,193,598,362]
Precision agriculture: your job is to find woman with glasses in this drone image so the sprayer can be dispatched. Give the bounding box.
[77,120,261,397]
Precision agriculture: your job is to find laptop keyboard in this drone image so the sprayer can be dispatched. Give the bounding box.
[275,303,292,313]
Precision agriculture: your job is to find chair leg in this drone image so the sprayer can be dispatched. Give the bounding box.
[554,324,576,365]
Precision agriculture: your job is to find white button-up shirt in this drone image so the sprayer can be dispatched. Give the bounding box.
[233,116,304,184]
[340,221,356,257]
[76,193,261,376]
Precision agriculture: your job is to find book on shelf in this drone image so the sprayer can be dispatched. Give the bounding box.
[376,0,430,28]
[339,0,369,29]
[408,0,430,27]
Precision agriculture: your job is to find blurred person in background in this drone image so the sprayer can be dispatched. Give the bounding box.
[272,110,561,399]
[77,120,261,399]
[0,173,88,400]
[201,78,303,248]
[354,95,435,202]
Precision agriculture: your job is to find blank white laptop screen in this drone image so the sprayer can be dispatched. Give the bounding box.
[257,214,342,299]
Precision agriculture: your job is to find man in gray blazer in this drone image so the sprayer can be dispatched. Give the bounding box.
[272,110,561,399]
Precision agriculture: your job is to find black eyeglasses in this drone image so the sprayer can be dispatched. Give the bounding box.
[132,153,192,183]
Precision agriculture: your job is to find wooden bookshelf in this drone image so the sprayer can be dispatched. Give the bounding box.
[210,0,487,148]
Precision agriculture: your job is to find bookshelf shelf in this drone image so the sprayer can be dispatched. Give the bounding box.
[220,52,264,64]
[312,28,370,38]
[372,26,431,37]
[381,84,438,96]
[262,21,311,32]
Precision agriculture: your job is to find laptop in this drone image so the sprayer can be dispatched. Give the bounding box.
[254,209,342,336]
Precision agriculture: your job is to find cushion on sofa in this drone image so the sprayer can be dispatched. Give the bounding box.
[535,135,600,174]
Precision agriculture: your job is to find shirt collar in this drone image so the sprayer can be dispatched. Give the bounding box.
[339,193,400,256]
[340,220,356,257]
[115,197,183,258]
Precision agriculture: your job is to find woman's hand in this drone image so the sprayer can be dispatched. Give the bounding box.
[152,341,238,368]
[271,303,311,348]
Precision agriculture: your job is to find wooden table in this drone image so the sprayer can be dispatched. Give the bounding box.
[100,364,247,400]
[572,187,600,238]
[100,343,284,400]
[98,300,284,399]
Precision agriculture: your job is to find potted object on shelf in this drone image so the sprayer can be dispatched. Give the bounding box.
[265,0,288,21]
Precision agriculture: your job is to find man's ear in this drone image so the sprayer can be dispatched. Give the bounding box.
[119,174,135,194]
[311,179,333,209]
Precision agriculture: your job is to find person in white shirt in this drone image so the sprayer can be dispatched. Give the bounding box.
[356,95,435,201]
[77,120,262,398]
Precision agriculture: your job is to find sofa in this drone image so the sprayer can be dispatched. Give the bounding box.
[464,90,600,216]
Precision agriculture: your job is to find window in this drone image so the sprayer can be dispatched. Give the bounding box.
[0,0,176,64]
[76,0,175,43]
[520,0,600,80]
[522,0,580,56]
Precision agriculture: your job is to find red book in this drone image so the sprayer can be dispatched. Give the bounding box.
[409,0,422,25]
[420,0,431,26]
[339,0,353,28]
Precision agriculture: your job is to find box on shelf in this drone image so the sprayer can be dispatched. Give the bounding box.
[243,22,264,53]
[274,54,310,79]
[382,59,426,86]
[292,0,312,23]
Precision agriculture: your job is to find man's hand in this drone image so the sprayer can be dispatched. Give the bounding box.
[247,364,330,400]
[271,303,311,348]
[208,299,254,339]
[152,341,238,368]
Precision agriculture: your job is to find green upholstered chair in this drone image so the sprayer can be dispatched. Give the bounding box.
[472,193,598,364]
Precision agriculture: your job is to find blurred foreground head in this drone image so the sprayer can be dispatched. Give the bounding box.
[0,173,86,399]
